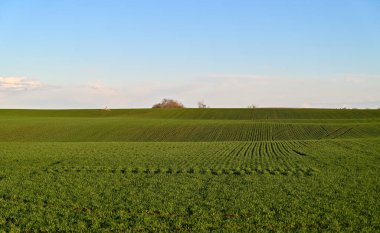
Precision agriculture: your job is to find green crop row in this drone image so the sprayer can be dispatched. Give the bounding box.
[0,141,314,173]
[1,108,380,119]
[0,117,378,142]
[44,166,316,176]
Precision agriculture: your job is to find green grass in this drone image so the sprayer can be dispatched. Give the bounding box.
[0,108,379,231]
[1,116,380,142]
[2,108,380,119]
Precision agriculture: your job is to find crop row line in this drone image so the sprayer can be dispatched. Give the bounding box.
[43,166,316,176]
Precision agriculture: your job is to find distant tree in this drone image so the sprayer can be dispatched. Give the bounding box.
[152,99,185,108]
[247,104,256,109]
[197,101,208,108]
[101,106,111,112]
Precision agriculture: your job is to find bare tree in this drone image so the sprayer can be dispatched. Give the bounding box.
[152,99,185,108]
[197,101,208,108]
[247,104,256,109]
[101,106,111,112]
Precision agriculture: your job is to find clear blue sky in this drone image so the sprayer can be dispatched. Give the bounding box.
[0,0,379,108]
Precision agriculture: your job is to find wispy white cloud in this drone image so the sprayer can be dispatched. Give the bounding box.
[86,81,118,94]
[205,73,266,81]
[332,73,380,85]
[0,77,42,91]
[1,74,379,109]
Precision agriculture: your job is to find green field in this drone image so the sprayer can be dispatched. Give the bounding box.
[0,108,379,231]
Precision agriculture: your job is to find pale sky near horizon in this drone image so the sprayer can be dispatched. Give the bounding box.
[0,0,379,109]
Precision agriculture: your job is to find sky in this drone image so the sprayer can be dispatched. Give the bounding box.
[0,0,379,109]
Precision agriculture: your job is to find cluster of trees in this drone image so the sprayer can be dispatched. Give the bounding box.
[152,99,206,109]
[152,99,184,108]
[152,99,256,109]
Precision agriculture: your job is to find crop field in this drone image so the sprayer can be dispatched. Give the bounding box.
[0,108,379,231]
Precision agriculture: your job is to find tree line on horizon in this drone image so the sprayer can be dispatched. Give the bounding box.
[152,98,256,109]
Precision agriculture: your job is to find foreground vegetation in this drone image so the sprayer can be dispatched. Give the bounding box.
[0,108,379,231]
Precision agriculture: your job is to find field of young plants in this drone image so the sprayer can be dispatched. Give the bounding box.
[0,108,379,231]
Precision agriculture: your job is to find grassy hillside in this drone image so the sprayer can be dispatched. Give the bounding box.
[1,109,380,142]
[0,108,379,231]
[1,108,380,119]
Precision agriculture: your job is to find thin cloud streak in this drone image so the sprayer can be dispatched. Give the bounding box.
[0,77,42,91]
[0,74,379,109]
